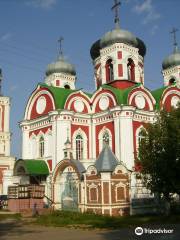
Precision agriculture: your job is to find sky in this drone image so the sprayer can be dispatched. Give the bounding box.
[0,0,179,158]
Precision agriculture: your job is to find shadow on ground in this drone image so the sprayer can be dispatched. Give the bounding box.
[0,219,37,240]
[98,225,180,240]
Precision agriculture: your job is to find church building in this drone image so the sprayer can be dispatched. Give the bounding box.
[8,1,180,215]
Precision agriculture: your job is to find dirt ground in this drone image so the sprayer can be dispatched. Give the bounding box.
[0,218,180,240]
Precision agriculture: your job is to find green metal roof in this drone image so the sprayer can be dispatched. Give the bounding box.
[151,86,169,110]
[38,82,151,111]
[14,159,49,176]
[39,83,92,109]
[101,83,141,105]
[39,83,77,109]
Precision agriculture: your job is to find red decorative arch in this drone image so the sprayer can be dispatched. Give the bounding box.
[53,159,81,182]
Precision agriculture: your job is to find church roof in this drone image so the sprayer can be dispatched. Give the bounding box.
[151,84,176,110]
[46,57,76,76]
[162,49,180,70]
[39,83,78,109]
[70,159,86,176]
[95,145,118,172]
[90,29,146,60]
[101,83,141,105]
[38,82,163,113]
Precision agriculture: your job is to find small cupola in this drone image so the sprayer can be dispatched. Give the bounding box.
[45,37,76,90]
[162,28,180,87]
[90,0,146,89]
[63,128,73,160]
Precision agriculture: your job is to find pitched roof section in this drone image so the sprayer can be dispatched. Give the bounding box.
[95,145,118,172]
[70,159,86,176]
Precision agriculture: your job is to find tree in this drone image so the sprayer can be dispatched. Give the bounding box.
[137,105,180,212]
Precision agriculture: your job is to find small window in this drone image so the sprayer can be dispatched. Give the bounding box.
[127,58,135,81]
[64,84,70,89]
[64,151,68,158]
[89,187,98,202]
[56,80,60,86]
[105,59,114,83]
[39,136,45,158]
[116,186,125,201]
[169,78,176,85]
[136,128,146,152]
[103,131,109,146]
[76,134,83,160]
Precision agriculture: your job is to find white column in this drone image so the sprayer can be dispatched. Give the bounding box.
[91,119,96,160]
[2,170,14,194]
[51,116,57,170]
[119,113,134,170]
[22,127,30,159]
[114,117,120,161]
[56,119,71,164]
[3,97,10,132]
[5,134,10,156]
[101,66,106,84]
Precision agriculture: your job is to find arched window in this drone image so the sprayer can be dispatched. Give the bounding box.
[136,127,146,153]
[39,136,45,158]
[103,131,110,146]
[105,59,114,83]
[64,84,70,89]
[169,78,176,85]
[127,58,135,81]
[76,134,83,160]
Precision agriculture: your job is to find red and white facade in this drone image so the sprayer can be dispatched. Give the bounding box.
[5,13,179,215]
[0,72,15,194]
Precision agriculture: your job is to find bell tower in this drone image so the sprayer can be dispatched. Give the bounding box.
[90,0,146,90]
[162,28,180,87]
[0,68,15,194]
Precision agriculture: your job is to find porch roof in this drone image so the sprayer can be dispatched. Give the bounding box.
[14,159,49,176]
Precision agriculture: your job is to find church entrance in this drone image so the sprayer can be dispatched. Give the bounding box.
[60,167,79,211]
[53,159,85,211]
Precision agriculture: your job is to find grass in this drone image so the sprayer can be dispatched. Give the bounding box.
[0,213,21,221]
[35,210,180,229]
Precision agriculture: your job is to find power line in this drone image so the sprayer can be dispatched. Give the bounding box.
[0,57,44,73]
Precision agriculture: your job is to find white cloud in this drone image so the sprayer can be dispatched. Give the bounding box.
[150,25,158,35]
[134,0,152,13]
[133,0,161,24]
[26,0,57,9]
[0,33,12,41]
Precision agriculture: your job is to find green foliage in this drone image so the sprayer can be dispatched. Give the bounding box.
[138,105,180,200]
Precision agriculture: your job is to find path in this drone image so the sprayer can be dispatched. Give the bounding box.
[0,218,180,240]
